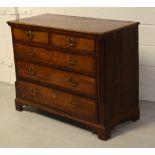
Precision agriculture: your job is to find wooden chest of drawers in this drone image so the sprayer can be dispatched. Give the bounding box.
[7,14,140,140]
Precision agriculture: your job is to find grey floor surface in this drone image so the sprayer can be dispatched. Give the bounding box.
[0,82,154,148]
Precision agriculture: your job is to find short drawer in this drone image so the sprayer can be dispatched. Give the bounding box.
[15,43,96,75]
[52,33,95,52]
[13,28,48,44]
[17,61,96,97]
[17,80,97,122]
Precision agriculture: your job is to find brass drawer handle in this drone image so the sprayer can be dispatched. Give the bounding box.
[25,30,35,41]
[69,98,81,109]
[29,88,40,96]
[27,48,35,56]
[67,56,77,66]
[66,36,78,47]
[27,67,38,76]
[67,76,79,87]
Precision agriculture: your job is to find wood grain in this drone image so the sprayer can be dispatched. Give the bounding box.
[52,33,95,52]
[17,80,97,122]
[15,43,96,75]
[13,28,48,44]
[7,14,139,34]
[17,61,97,97]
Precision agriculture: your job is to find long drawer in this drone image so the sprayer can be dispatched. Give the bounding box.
[17,80,97,122]
[15,43,96,75]
[17,61,96,97]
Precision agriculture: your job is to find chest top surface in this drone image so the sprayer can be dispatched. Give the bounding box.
[7,13,139,34]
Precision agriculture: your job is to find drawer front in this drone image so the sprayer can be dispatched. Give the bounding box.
[13,28,48,44]
[52,33,95,52]
[17,80,97,122]
[17,61,96,97]
[15,43,96,75]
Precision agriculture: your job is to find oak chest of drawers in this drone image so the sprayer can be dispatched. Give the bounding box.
[7,14,140,140]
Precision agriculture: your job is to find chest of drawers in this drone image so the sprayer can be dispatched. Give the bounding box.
[7,14,140,140]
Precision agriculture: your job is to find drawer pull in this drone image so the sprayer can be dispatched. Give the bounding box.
[69,98,80,109]
[67,56,77,66]
[25,30,35,41]
[29,88,40,96]
[27,48,35,56]
[66,37,78,47]
[67,76,79,86]
[27,67,38,76]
